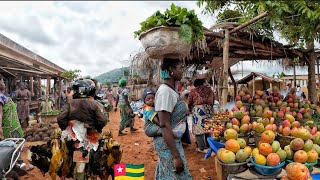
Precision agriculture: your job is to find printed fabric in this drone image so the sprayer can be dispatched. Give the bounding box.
[192,104,213,135]
[0,94,24,138]
[153,97,192,180]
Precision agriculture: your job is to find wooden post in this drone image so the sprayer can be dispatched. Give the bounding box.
[46,77,50,113]
[293,64,296,88]
[317,58,320,84]
[228,68,237,101]
[221,29,230,108]
[57,78,62,110]
[252,74,255,94]
[30,76,34,97]
[269,82,273,90]
[53,78,57,109]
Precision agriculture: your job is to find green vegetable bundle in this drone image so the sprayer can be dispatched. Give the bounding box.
[134,4,205,44]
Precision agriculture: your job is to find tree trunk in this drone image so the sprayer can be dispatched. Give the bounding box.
[218,69,223,104]
[307,41,317,104]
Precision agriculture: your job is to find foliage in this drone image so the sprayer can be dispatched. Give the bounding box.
[61,69,81,82]
[197,0,320,48]
[134,3,205,43]
[273,72,286,79]
[95,67,129,84]
[40,110,60,116]
[216,9,243,23]
[83,75,92,79]
[123,69,130,78]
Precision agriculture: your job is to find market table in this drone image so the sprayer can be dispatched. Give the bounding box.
[227,166,320,180]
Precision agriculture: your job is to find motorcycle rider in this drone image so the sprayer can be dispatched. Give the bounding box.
[58,79,107,133]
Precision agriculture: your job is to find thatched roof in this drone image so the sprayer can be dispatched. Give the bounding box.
[236,72,280,84]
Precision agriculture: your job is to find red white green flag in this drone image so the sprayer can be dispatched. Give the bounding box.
[114,163,144,180]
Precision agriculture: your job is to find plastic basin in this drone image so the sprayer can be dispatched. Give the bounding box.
[287,160,318,171]
[250,157,285,176]
[204,137,225,159]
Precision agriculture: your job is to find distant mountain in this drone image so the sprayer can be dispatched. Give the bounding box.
[95,67,129,84]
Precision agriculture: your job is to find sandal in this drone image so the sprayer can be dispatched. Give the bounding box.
[196,148,208,154]
[118,131,127,136]
[130,127,138,132]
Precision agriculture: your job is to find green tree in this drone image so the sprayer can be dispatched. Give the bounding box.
[198,0,320,103]
[61,69,81,82]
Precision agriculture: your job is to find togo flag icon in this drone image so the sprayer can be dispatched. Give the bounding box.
[114,163,144,180]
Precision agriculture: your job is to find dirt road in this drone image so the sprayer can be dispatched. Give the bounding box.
[21,111,216,180]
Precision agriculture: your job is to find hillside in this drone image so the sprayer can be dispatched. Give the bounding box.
[95,67,129,84]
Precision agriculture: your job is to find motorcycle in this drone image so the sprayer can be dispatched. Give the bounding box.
[0,138,25,180]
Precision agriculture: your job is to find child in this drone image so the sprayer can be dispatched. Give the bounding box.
[142,88,184,138]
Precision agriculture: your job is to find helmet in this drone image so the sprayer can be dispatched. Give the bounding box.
[72,79,95,98]
[83,79,96,97]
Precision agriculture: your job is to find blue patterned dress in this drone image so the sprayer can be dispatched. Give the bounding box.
[153,97,192,180]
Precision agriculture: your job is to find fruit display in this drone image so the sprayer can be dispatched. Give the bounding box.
[251,138,283,166]
[217,133,252,164]
[252,117,277,133]
[24,122,59,142]
[235,88,252,104]
[284,138,319,165]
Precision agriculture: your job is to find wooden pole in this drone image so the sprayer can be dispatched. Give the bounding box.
[317,58,320,85]
[30,76,34,98]
[293,64,296,88]
[228,68,237,100]
[222,29,230,108]
[230,12,268,34]
[53,78,57,109]
[253,74,255,94]
[46,77,50,113]
[58,78,62,110]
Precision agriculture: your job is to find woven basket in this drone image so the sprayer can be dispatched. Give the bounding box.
[270,106,279,111]
[277,134,295,149]
[139,26,192,59]
[250,117,260,123]
[298,119,310,125]
[242,103,251,111]
[238,133,250,145]
[275,118,283,126]
[253,132,262,146]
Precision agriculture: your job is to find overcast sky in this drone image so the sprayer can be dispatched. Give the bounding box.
[0,1,216,77]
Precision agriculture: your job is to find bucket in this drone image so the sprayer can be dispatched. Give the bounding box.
[250,157,285,176]
[215,156,248,180]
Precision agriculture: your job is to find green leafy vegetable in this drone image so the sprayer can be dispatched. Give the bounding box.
[134,3,205,43]
[40,110,61,116]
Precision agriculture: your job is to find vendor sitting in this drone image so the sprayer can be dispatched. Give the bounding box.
[142,88,183,138]
[39,97,54,113]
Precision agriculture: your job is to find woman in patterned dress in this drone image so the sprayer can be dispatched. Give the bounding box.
[187,78,214,153]
[0,82,24,139]
[114,78,138,136]
[151,58,192,179]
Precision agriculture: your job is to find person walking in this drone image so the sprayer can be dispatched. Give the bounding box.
[114,78,138,136]
[152,58,192,179]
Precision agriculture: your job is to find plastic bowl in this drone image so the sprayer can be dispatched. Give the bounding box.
[287,160,318,171]
[250,157,285,176]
